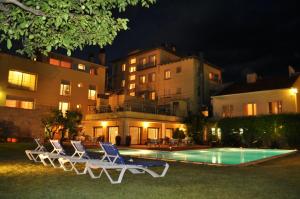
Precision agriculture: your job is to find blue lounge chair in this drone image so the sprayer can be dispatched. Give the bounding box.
[84,142,169,184]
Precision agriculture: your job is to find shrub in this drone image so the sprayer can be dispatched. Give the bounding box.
[217,114,300,148]
[173,128,185,140]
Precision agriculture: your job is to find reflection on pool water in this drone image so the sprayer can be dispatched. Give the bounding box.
[118,148,296,165]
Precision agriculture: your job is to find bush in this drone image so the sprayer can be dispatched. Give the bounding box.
[173,128,185,140]
[125,136,131,146]
[115,135,121,146]
[217,114,300,149]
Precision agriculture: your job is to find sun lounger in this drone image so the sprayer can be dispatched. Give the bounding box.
[25,138,47,162]
[85,142,169,184]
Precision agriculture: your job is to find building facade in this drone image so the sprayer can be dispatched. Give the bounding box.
[0,53,106,138]
[212,74,300,118]
[110,47,222,116]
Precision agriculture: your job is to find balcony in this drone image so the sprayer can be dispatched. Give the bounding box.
[94,102,175,116]
[137,62,156,71]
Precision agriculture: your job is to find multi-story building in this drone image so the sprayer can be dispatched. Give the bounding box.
[0,52,106,138]
[212,73,300,118]
[81,47,222,145]
[109,47,222,116]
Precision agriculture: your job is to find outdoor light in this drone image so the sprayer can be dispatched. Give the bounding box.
[101,121,108,127]
[290,87,298,95]
[143,122,149,128]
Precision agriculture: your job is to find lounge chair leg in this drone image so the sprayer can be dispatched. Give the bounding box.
[103,167,127,184]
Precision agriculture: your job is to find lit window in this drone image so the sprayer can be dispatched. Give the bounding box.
[176,88,182,94]
[222,105,233,117]
[129,66,136,73]
[129,75,136,81]
[245,103,257,116]
[78,64,85,70]
[164,70,171,79]
[122,64,126,71]
[8,70,36,91]
[60,80,71,96]
[209,72,213,80]
[149,55,156,65]
[130,58,136,65]
[49,58,60,66]
[269,101,282,114]
[59,101,69,115]
[129,83,136,90]
[140,58,147,66]
[60,61,71,68]
[5,97,34,110]
[88,85,97,100]
[176,67,182,73]
[129,92,135,96]
[150,92,156,100]
[121,80,125,87]
[90,68,96,75]
[148,128,159,139]
[148,73,156,82]
[139,75,146,84]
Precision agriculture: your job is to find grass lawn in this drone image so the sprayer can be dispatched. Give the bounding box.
[0,143,300,199]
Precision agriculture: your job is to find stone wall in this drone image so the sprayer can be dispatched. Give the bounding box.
[0,106,51,139]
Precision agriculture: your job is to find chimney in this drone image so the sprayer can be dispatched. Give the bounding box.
[288,65,296,77]
[98,49,106,66]
[246,73,258,83]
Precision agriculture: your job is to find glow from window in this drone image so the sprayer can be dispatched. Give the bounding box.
[6,98,34,109]
[121,80,125,87]
[8,70,36,91]
[78,63,86,70]
[130,58,136,65]
[245,103,257,116]
[122,64,126,71]
[139,75,146,84]
[59,102,69,115]
[88,88,97,100]
[129,75,136,81]
[60,81,71,96]
[129,92,135,96]
[164,70,171,79]
[149,55,156,65]
[150,92,156,100]
[129,83,136,90]
[129,66,136,73]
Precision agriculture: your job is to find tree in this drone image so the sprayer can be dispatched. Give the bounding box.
[184,114,206,144]
[0,0,156,57]
[42,109,82,143]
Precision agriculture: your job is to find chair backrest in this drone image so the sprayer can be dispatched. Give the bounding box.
[49,140,66,155]
[70,140,90,159]
[34,138,46,151]
[100,142,125,164]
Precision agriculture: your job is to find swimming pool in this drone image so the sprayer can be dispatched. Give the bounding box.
[118,148,296,165]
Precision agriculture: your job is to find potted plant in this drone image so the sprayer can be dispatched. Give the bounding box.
[115,135,121,146]
[125,135,131,146]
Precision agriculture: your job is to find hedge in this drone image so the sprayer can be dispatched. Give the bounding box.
[216,114,300,148]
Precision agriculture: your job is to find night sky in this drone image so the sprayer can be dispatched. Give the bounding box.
[7,0,300,81]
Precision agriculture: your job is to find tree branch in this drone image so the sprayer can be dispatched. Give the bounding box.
[0,0,45,16]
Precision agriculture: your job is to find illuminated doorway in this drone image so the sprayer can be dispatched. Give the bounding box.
[130,127,142,144]
[108,127,118,144]
[147,128,159,139]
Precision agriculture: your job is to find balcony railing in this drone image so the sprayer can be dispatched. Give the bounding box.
[94,103,175,116]
[137,62,156,71]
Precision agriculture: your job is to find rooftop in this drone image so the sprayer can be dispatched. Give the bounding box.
[214,75,299,96]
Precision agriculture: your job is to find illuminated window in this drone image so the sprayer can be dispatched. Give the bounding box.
[130,58,136,65]
[209,72,213,80]
[164,70,171,79]
[49,58,60,66]
[121,80,125,87]
[129,75,136,81]
[60,61,71,68]
[222,105,233,117]
[149,55,156,65]
[8,70,36,91]
[176,67,182,73]
[60,80,71,96]
[88,85,97,100]
[245,103,257,116]
[129,92,135,96]
[129,83,136,90]
[78,63,86,70]
[129,66,136,73]
[59,101,69,115]
[90,67,96,75]
[150,92,156,100]
[148,128,159,139]
[140,57,147,66]
[122,64,126,71]
[148,73,156,82]
[5,97,34,110]
[209,72,219,82]
[269,101,282,114]
[139,75,146,84]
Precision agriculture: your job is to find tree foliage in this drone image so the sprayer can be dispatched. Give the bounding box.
[0,0,155,57]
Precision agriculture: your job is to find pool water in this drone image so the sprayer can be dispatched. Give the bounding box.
[118,148,296,165]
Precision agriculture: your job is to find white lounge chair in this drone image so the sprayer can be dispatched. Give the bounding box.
[38,140,68,168]
[25,138,47,162]
[85,142,169,184]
